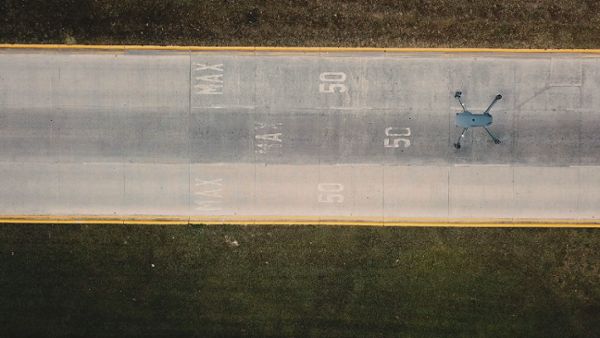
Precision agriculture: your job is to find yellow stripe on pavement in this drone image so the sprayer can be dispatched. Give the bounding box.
[3,44,600,54]
[0,215,599,227]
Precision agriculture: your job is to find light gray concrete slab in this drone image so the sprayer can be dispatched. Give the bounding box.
[1,49,600,221]
[0,53,189,112]
[2,162,597,220]
[383,165,449,218]
[449,166,514,218]
[254,164,320,217]
[577,167,600,219]
[513,167,580,218]
[57,162,124,215]
[122,163,189,215]
[0,110,189,163]
[0,162,60,214]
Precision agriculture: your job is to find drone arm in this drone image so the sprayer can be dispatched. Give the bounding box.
[483,126,501,144]
[483,94,502,114]
[455,95,467,112]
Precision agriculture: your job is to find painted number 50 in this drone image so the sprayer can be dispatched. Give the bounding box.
[317,183,344,203]
[319,72,348,93]
[384,127,411,148]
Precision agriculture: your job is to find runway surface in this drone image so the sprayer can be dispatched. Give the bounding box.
[1,47,599,224]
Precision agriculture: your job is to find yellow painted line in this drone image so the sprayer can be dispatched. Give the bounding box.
[0,215,599,227]
[3,44,600,54]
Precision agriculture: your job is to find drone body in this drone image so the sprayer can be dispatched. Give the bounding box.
[455,111,493,128]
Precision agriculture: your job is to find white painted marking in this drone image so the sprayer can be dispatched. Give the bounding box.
[317,183,344,203]
[195,74,223,83]
[255,122,283,154]
[193,63,224,95]
[193,178,223,211]
[255,133,282,142]
[385,127,411,137]
[195,105,256,109]
[319,72,348,93]
[319,83,348,93]
[384,127,411,148]
[194,188,222,199]
[255,143,282,154]
[194,63,223,72]
[319,72,347,82]
[453,164,511,167]
[255,122,283,130]
[194,83,223,95]
[194,178,223,186]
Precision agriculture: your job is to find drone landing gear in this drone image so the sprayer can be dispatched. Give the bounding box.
[454,127,502,149]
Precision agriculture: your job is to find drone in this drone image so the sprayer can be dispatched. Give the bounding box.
[453,91,502,149]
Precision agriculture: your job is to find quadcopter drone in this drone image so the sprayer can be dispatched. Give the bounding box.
[453,91,502,149]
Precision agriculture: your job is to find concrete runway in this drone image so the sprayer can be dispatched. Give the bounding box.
[1,48,599,223]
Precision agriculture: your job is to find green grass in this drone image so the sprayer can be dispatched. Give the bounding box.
[2,0,600,48]
[1,224,599,337]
